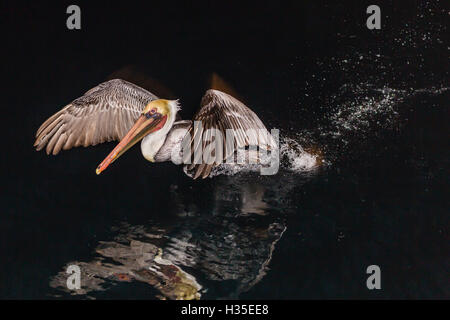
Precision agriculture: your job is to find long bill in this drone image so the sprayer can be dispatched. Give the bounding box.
[96,114,166,175]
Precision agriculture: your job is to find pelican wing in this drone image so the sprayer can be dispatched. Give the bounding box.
[185,89,275,179]
[34,79,158,155]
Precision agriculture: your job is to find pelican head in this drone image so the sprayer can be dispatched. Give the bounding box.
[96,99,179,174]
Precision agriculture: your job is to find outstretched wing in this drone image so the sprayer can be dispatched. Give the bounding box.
[184,89,276,179]
[34,79,158,155]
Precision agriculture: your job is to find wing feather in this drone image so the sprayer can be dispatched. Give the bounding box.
[184,89,276,179]
[34,79,158,155]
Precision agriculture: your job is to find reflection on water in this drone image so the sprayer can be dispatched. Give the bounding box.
[49,175,304,299]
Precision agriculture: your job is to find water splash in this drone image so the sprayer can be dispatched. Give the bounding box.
[322,84,404,143]
[204,136,319,178]
[279,136,319,171]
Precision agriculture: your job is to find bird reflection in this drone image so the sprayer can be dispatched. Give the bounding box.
[49,174,309,299]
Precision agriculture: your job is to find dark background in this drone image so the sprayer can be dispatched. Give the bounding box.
[1,1,448,299]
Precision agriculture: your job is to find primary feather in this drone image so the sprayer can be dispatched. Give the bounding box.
[34,79,158,155]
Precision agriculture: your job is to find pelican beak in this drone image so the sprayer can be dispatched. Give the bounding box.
[96,113,167,174]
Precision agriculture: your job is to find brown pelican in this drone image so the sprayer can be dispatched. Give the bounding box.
[34,79,276,179]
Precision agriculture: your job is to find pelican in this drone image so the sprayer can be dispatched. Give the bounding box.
[34,79,277,179]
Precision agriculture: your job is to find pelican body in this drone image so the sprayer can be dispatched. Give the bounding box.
[35,79,276,179]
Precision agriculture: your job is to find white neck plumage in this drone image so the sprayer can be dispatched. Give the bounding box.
[141,100,180,162]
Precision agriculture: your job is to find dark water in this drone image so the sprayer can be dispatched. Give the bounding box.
[1,1,448,299]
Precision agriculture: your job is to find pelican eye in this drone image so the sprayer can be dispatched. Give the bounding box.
[145,108,158,119]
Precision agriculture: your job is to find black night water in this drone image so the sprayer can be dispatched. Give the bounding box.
[1,1,448,299]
